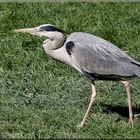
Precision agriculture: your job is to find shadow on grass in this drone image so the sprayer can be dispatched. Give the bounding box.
[101,103,140,118]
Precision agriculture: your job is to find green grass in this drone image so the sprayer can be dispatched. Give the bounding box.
[0,2,140,139]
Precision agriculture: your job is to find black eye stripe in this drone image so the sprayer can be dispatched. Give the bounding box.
[39,25,64,33]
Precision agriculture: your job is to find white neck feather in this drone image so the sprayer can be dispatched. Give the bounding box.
[43,32,71,65]
[43,32,65,50]
[42,31,82,72]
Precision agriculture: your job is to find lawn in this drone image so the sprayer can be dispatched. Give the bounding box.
[0,2,140,139]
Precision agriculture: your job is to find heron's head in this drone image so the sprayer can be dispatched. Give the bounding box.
[14,24,64,38]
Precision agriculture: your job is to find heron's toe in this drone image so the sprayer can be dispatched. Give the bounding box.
[134,113,140,117]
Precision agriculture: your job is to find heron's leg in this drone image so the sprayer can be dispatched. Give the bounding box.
[121,81,133,127]
[78,81,96,128]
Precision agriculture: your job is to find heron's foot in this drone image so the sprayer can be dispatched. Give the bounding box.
[76,123,84,128]
[127,113,140,127]
[127,117,134,128]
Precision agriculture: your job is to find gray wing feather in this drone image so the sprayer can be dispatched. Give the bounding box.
[66,32,140,77]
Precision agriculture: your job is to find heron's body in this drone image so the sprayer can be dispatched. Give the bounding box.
[43,31,140,81]
[14,24,140,127]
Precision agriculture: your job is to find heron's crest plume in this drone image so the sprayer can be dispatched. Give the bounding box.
[38,24,64,33]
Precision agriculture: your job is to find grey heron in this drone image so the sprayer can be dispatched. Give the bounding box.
[14,24,140,128]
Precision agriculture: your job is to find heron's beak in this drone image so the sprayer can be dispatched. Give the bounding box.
[13,27,39,36]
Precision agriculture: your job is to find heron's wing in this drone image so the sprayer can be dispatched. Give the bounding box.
[65,32,140,79]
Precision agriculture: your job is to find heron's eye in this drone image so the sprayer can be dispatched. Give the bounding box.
[39,27,45,32]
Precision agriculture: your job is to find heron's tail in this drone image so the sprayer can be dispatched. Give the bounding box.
[135,71,140,78]
[131,61,140,78]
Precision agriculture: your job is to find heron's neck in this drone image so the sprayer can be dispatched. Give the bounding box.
[43,32,65,51]
[43,32,69,62]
